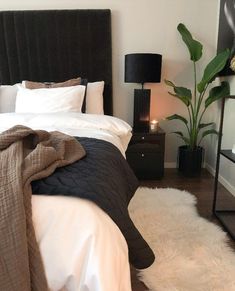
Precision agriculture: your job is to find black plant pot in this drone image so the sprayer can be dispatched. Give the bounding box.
[178,145,204,177]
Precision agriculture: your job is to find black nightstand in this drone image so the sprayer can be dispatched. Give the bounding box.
[126,128,165,179]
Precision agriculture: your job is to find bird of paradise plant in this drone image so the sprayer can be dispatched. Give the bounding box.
[165,23,230,151]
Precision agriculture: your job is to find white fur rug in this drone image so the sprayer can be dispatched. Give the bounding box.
[129,187,235,291]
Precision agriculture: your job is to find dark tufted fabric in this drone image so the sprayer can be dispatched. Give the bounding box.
[0,10,113,115]
[32,137,155,269]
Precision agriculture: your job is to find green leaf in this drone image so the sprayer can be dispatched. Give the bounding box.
[168,91,191,106]
[172,131,190,145]
[164,79,175,87]
[167,114,188,125]
[205,81,230,108]
[174,86,192,100]
[177,23,203,62]
[165,78,192,106]
[167,86,192,106]
[198,122,214,129]
[197,49,230,93]
[201,129,218,139]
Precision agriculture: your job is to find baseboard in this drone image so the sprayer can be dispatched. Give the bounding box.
[164,162,206,169]
[164,162,205,169]
[205,163,235,197]
[164,162,176,168]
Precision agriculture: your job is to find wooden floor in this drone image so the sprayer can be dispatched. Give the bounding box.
[131,168,235,291]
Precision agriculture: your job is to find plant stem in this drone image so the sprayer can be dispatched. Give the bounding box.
[185,112,191,137]
[198,136,203,146]
[188,61,198,150]
[197,83,209,125]
[198,106,207,128]
[193,61,197,109]
[196,84,208,123]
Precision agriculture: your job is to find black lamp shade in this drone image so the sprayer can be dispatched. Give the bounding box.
[124,53,162,132]
[125,53,162,84]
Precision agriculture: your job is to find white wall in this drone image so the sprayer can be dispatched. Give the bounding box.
[0,0,219,166]
[205,76,235,196]
[204,0,235,196]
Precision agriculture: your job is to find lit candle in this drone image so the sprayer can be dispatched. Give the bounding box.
[232,144,235,154]
[150,119,158,132]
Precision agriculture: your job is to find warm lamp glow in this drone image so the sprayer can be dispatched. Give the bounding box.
[150,119,158,132]
[232,144,235,154]
[140,115,150,122]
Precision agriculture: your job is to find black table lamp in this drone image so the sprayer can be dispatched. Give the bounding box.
[125,53,162,132]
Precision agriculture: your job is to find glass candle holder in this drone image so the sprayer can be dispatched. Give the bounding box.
[150,120,158,132]
[232,143,235,154]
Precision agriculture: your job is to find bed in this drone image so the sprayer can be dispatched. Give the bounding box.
[0,10,154,291]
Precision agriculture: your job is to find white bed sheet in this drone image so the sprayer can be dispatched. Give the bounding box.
[0,112,133,291]
[32,196,132,291]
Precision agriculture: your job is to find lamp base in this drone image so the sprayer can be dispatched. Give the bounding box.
[133,89,150,132]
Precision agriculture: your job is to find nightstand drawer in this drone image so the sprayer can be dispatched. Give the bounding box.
[128,142,160,153]
[126,127,165,179]
[131,134,163,144]
[126,151,164,179]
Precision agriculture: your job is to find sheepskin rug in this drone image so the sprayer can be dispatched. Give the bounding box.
[129,187,235,291]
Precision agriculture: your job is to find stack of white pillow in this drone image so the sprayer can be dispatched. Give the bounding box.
[0,81,105,115]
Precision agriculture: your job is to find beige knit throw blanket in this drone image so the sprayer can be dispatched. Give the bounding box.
[0,125,86,291]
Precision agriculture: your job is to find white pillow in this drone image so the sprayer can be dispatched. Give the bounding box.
[0,84,19,113]
[15,85,85,113]
[86,81,104,114]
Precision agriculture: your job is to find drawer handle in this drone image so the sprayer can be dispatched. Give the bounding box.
[141,136,145,140]
[141,153,145,157]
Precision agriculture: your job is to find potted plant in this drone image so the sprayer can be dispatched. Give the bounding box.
[165,23,230,177]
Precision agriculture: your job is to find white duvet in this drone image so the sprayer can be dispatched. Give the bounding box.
[0,112,133,291]
[0,112,132,156]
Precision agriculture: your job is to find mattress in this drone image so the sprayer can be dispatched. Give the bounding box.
[0,112,140,290]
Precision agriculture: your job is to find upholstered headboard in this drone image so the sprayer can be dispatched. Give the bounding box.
[0,9,113,115]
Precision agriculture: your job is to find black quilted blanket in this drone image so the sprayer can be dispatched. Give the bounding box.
[32,137,155,269]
